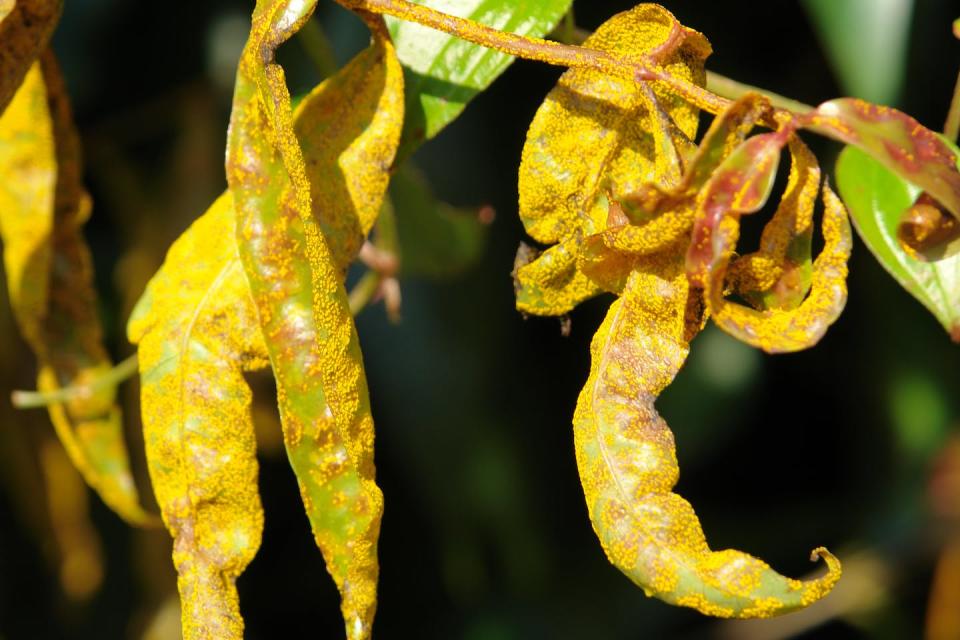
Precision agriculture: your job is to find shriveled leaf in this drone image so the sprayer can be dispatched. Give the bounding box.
[686,127,793,287]
[0,57,153,525]
[390,164,488,278]
[386,0,572,160]
[518,3,710,245]
[127,195,267,640]
[709,184,852,353]
[730,138,819,311]
[227,3,393,638]
[836,144,960,340]
[803,99,960,253]
[0,0,62,114]
[574,262,840,616]
[294,29,404,273]
[513,239,602,316]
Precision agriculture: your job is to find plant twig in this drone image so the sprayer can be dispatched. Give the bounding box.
[339,0,730,116]
[298,19,339,80]
[11,354,139,409]
[945,69,960,143]
[706,71,815,115]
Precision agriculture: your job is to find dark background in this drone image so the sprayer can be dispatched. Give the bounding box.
[1,1,960,638]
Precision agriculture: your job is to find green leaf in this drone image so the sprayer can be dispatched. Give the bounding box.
[836,144,960,341]
[802,0,913,105]
[387,0,572,161]
[390,165,488,278]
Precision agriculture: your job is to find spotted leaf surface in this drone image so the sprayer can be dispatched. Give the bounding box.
[0,57,153,525]
[128,195,268,640]
[227,3,394,637]
[574,260,841,617]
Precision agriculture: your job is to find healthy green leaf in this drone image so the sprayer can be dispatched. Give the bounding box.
[387,0,573,161]
[836,144,960,341]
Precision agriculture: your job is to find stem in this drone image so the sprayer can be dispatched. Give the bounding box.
[12,354,139,410]
[348,270,382,316]
[706,71,815,115]
[349,198,401,318]
[945,68,960,143]
[338,0,730,115]
[298,19,339,79]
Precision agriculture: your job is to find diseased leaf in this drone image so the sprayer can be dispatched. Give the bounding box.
[709,183,851,354]
[390,164,488,278]
[513,238,601,316]
[803,99,960,255]
[0,56,153,525]
[574,260,840,617]
[386,0,572,160]
[836,144,960,340]
[729,138,818,312]
[226,3,398,638]
[0,0,62,114]
[518,3,710,246]
[294,31,404,273]
[127,195,268,640]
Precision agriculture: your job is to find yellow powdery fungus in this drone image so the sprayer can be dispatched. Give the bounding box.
[0,56,154,526]
[226,2,401,638]
[128,195,268,640]
[515,4,844,618]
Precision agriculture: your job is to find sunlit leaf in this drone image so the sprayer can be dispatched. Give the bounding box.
[803,99,960,255]
[574,260,840,617]
[226,3,397,638]
[390,164,488,278]
[294,30,404,273]
[518,3,709,246]
[127,195,268,640]
[513,238,601,316]
[0,56,154,525]
[386,0,572,160]
[0,0,62,114]
[836,144,960,340]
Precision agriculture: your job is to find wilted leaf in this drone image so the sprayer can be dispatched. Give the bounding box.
[513,238,601,315]
[0,0,62,114]
[836,144,960,341]
[226,3,396,638]
[574,260,840,617]
[0,56,153,525]
[127,195,268,640]
[386,0,572,160]
[391,164,488,278]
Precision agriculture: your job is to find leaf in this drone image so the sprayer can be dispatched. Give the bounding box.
[518,3,710,246]
[226,3,397,638]
[127,195,268,640]
[803,99,960,254]
[836,144,960,340]
[513,238,601,316]
[0,0,62,114]
[386,0,572,161]
[802,0,913,105]
[0,56,154,525]
[294,31,404,273]
[390,164,488,278]
[573,260,840,617]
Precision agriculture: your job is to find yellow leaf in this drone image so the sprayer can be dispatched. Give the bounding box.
[574,258,840,617]
[127,194,268,640]
[0,56,154,525]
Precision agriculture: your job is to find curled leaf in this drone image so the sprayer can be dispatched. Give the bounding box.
[574,261,840,617]
[0,56,153,525]
[0,0,62,114]
[513,239,602,316]
[518,3,710,246]
[128,196,267,640]
[227,3,396,637]
[836,144,960,341]
[710,183,852,354]
[803,98,960,255]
